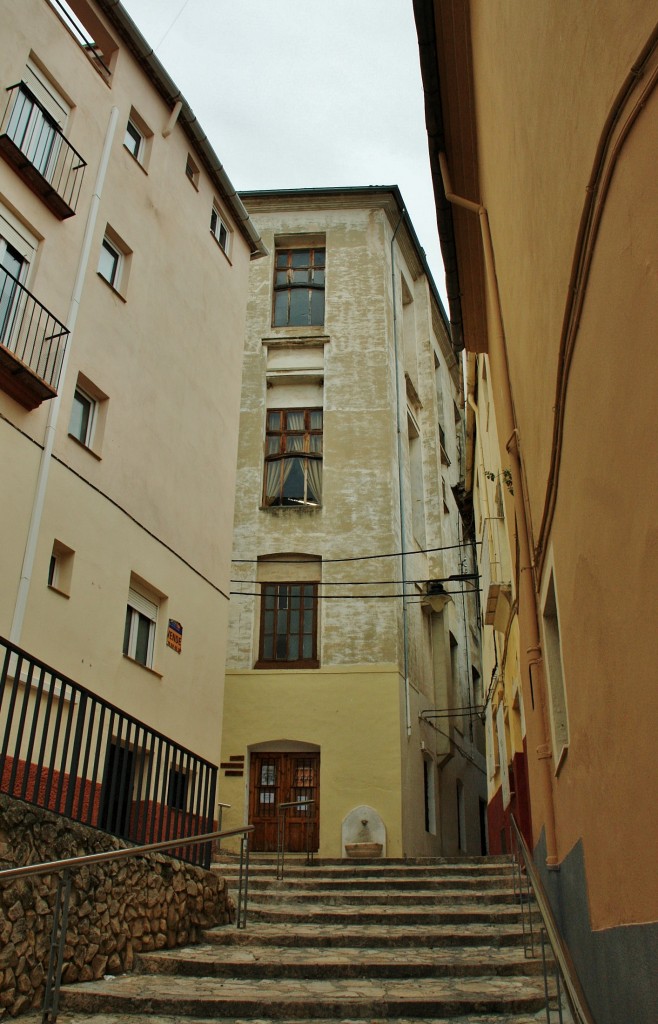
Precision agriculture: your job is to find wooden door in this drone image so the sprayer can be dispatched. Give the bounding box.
[249,752,319,853]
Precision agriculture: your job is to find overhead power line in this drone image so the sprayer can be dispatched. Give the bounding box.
[232,540,479,566]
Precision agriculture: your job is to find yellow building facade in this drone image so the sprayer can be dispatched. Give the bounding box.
[220,187,486,859]
[0,0,263,841]
[415,2,658,1020]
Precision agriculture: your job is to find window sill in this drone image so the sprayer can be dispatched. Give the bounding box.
[122,653,163,678]
[259,504,322,514]
[123,145,149,174]
[47,584,70,599]
[97,271,127,302]
[255,660,320,671]
[68,432,102,460]
[209,230,233,265]
[263,332,330,345]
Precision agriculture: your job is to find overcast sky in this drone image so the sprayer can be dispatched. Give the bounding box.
[122,0,447,304]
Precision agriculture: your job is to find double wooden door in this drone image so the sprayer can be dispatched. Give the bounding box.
[249,752,319,852]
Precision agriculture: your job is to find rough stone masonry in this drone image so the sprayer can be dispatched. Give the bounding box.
[0,794,230,1017]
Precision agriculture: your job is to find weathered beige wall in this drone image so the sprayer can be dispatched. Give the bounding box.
[223,194,485,857]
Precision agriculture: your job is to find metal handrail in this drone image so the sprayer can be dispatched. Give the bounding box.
[510,815,595,1024]
[0,822,253,1024]
[276,799,315,880]
[0,823,252,881]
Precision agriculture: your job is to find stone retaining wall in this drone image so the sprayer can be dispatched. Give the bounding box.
[0,795,230,1017]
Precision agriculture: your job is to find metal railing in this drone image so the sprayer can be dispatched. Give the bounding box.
[276,799,315,880]
[0,636,218,868]
[0,82,87,216]
[510,815,595,1024]
[0,266,69,392]
[0,823,254,1023]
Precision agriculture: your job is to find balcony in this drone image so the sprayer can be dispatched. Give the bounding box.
[0,82,86,219]
[0,265,69,409]
[480,518,512,630]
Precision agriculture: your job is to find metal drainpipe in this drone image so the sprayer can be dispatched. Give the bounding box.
[10,106,120,644]
[438,153,558,867]
[390,208,411,737]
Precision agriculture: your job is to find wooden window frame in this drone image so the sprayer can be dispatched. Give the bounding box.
[272,247,325,327]
[263,407,323,507]
[256,582,319,669]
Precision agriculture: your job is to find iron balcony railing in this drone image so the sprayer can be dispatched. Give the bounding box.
[0,265,69,394]
[0,82,87,218]
[510,814,596,1024]
[0,636,219,869]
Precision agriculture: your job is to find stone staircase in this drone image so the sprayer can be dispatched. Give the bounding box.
[54,853,550,1023]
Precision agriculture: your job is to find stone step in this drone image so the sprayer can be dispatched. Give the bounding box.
[234,888,520,906]
[245,902,532,927]
[55,1014,550,1024]
[136,942,544,979]
[236,875,517,892]
[58,973,549,1018]
[214,859,514,878]
[202,922,530,949]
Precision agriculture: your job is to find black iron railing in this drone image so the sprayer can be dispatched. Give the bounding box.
[0,82,87,217]
[0,266,69,392]
[0,636,219,868]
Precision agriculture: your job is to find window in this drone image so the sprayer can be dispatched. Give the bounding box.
[98,237,121,288]
[210,205,230,254]
[273,247,325,327]
[5,59,69,183]
[123,586,158,668]
[47,539,74,596]
[263,408,322,507]
[0,237,29,350]
[257,582,319,667]
[185,154,199,188]
[124,119,143,161]
[69,385,95,446]
[167,767,188,810]
[542,568,569,769]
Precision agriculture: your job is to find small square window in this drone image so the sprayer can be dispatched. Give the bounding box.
[210,205,230,255]
[124,119,143,161]
[69,386,96,446]
[98,237,121,288]
[185,154,199,188]
[48,539,74,596]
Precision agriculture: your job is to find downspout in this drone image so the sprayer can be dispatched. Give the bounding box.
[390,207,411,737]
[10,105,120,644]
[438,153,558,867]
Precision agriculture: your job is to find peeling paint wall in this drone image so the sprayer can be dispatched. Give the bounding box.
[222,192,486,857]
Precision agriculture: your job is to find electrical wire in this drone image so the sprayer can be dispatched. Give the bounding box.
[229,575,479,587]
[229,589,481,600]
[153,0,193,51]
[232,541,478,565]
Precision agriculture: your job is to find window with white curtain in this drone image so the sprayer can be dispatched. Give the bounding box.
[263,407,323,507]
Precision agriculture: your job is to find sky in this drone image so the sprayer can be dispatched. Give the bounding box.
[121,0,447,304]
